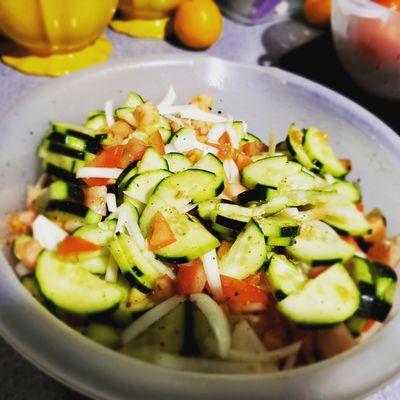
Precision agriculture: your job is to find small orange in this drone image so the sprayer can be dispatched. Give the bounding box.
[303,0,331,27]
[174,0,223,49]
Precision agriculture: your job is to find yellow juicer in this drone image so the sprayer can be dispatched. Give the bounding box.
[110,0,184,39]
[0,0,117,76]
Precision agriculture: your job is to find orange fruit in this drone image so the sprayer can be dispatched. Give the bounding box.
[174,0,223,49]
[303,0,331,27]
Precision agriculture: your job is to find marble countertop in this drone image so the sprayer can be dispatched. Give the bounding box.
[0,17,398,400]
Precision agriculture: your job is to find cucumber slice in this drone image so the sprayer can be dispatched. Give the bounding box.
[303,127,347,178]
[323,201,371,236]
[164,152,192,173]
[237,186,278,206]
[51,122,97,138]
[281,170,323,191]
[36,251,124,315]
[84,323,121,349]
[121,302,185,362]
[45,163,85,186]
[286,124,317,171]
[47,131,100,154]
[254,214,300,238]
[115,107,136,126]
[219,220,267,280]
[138,147,168,173]
[123,92,145,109]
[193,153,224,198]
[346,315,369,337]
[45,200,102,224]
[155,209,220,263]
[36,180,84,211]
[242,156,302,189]
[278,264,360,326]
[286,221,355,265]
[265,236,295,247]
[267,255,307,299]
[85,112,107,131]
[328,180,361,203]
[73,220,117,274]
[140,170,217,237]
[124,169,172,205]
[109,233,164,294]
[213,198,288,231]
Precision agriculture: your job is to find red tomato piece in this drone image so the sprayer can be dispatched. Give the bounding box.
[119,137,147,169]
[241,141,266,157]
[373,0,400,10]
[57,236,100,256]
[176,259,207,296]
[308,266,328,279]
[219,275,268,305]
[148,131,165,155]
[367,240,391,265]
[148,212,176,251]
[233,150,253,171]
[85,145,125,186]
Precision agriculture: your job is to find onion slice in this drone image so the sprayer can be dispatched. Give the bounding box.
[76,167,122,179]
[155,353,263,374]
[190,293,231,358]
[105,255,118,283]
[223,159,240,184]
[180,109,227,124]
[158,104,197,116]
[106,193,117,213]
[32,215,68,251]
[232,320,265,353]
[158,85,177,108]
[201,250,223,301]
[225,115,239,149]
[122,296,185,345]
[15,262,31,278]
[227,342,302,363]
[104,99,115,127]
[207,123,226,143]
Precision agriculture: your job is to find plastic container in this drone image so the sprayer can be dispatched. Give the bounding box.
[332,0,400,101]
[217,0,300,25]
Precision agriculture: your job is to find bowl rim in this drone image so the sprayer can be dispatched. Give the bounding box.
[1,53,400,400]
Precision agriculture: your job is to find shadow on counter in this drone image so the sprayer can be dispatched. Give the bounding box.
[260,24,399,133]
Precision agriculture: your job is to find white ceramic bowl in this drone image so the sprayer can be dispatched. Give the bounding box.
[332,0,400,100]
[1,55,400,400]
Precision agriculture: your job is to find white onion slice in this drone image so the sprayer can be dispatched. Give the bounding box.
[15,262,31,278]
[207,123,226,143]
[180,203,198,214]
[180,109,227,124]
[155,353,263,374]
[223,159,240,184]
[123,205,146,249]
[104,99,115,128]
[201,250,223,301]
[232,320,265,353]
[227,342,302,363]
[157,85,177,108]
[268,131,277,156]
[32,215,68,251]
[190,293,231,358]
[115,206,126,234]
[158,104,197,115]
[122,296,185,345]
[35,174,48,188]
[165,114,184,127]
[172,129,217,155]
[76,167,122,179]
[105,255,118,283]
[123,190,147,204]
[106,193,117,213]
[225,115,239,149]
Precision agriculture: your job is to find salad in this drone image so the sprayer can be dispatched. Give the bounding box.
[6,87,399,374]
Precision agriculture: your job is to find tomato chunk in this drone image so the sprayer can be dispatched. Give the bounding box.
[233,150,252,171]
[176,259,207,296]
[119,137,147,169]
[219,275,268,305]
[85,146,125,186]
[241,141,266,157]
[148,131,165,155]
[148,212,176,251]
[57,236,100,256]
